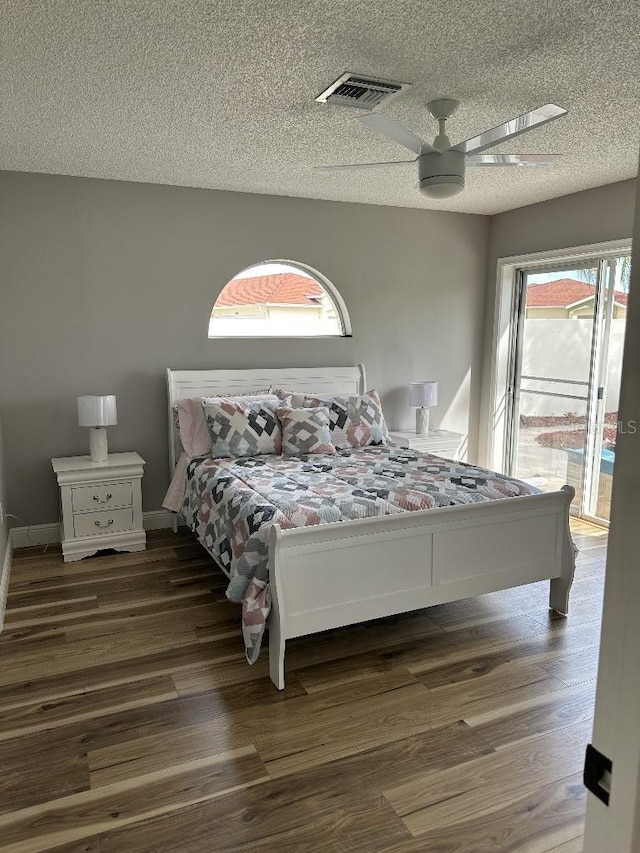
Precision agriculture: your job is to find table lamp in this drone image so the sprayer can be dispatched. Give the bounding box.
[77,395,117,463]
[409,381,438,435]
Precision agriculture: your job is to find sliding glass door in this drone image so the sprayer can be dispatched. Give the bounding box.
[507,254,631,523]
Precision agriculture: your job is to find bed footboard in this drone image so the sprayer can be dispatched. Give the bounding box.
[266,486,576,690]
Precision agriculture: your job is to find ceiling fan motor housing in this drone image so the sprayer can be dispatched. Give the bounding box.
[419,150,466,198]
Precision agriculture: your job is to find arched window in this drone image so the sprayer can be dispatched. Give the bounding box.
[208,260,351,338]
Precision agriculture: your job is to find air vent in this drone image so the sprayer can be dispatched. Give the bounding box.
[315,73,410,109]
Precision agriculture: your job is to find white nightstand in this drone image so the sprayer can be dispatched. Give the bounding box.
[51,452,146,562]
[389,429,463,459]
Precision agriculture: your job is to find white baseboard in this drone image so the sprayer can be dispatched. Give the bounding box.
[10,510,176,550]
[142,509,176,531]
[0,530,13,632]
[11,522,60,549]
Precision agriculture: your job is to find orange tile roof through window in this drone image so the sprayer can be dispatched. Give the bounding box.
[216,273,325,307]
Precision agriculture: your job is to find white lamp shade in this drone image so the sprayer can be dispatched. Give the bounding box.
[77,395,118,427]
[409,381,438,408]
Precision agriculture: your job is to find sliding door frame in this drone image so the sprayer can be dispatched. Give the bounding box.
[481,239,632,480]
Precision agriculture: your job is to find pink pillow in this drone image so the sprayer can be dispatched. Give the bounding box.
[175,392,273,456]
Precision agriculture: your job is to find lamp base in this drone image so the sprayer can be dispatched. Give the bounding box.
[89,427,109,463]
[416,408,430,436]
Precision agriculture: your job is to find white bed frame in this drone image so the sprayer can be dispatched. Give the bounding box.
[167,364,575,690]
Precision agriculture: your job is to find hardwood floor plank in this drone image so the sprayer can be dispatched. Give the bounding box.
[530,595,603,630]
[571,567,604,591]
[7,553,213,593]
[292,614,558,695]
[4,598,99,627]
[258,665,563,779]
[404,614,569,671]
[97,764,410,853]
[382,719,592,836]
[418,624,599,689]
[0,730,90,815]
[1,591,220,632]
[45,599,236,641]
[97,722,489,853]
[540,646,600,686]
[10,533,199,573]
[88,715,255,787]
[545,836,583,852]
[465,680,596,750]
[575,543,607,562]
[275,719,492,797]
[425,584,550,631]
[44,840,99,853]
[96,579,217,609]
[175,611,442,697]
[376,773,585,852]
[0,746,268,853]
[61,602,235,643]
[0,623,200,688]
[0,623,67,646]
[0,639,239,711]
[284,608,444,668]
[0,675,177,742]
[171,654,272,694]
[78,675,306,755]
[0,631,67,663]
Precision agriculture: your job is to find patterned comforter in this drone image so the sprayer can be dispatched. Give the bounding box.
[182,446,539,663]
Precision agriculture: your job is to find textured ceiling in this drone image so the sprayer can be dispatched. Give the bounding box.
[1,0,638,214]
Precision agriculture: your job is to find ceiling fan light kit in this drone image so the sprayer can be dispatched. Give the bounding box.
[419,150,466,197]
[316,83,567,198]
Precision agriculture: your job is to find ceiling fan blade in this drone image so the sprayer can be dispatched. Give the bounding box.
[315,159,417,172]
[453,104,567,155]
[357,113,435,155]
[466,153,562,166]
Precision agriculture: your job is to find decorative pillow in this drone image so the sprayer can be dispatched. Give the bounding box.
[203,399,282,458]
[304,389,391,448]
[174,391,273,456]
[273,388,308,408]
[276,406,337,456]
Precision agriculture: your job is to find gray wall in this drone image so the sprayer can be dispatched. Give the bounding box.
[487,179,636,264]
[0,171,489,525]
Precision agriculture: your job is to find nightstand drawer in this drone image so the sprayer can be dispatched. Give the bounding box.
[73,507,134,538]
[71,481,133,512]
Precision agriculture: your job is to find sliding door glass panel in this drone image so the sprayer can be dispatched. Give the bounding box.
[511,265,598,507]
[584,256,630,522]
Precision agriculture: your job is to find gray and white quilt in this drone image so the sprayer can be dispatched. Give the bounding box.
[182,446,540,663]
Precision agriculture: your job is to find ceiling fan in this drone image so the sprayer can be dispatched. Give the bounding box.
[317,99,568,198]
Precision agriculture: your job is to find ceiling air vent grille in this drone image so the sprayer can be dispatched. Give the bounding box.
[315,73,410,109]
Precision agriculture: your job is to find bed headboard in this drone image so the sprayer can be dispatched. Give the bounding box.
[166,364,366,476]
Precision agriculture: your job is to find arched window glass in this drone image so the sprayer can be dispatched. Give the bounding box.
[208,260,351,338]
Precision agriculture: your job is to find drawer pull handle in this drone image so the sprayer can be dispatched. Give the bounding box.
[93,493,113,503]
[95,519,114,528]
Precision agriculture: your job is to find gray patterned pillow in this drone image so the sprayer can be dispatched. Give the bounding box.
[174,391,273,456]
[203,399,282,458]
[304,389,391,448]
[276,406,337,456]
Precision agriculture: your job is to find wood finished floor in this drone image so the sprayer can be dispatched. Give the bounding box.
[0,520,607,853]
